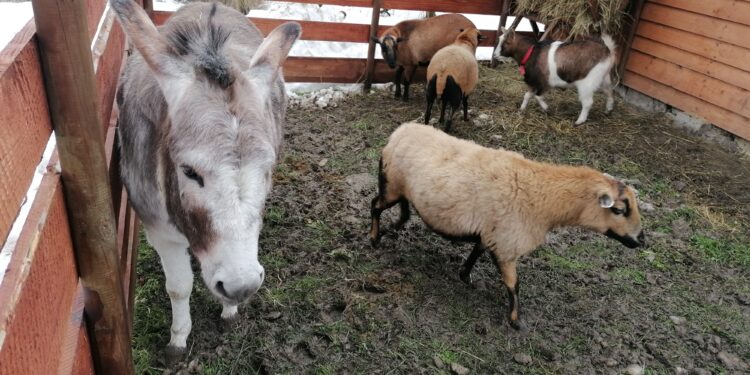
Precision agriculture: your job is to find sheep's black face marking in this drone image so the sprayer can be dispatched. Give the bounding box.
[605,229,642,248]
[381,37,398,68]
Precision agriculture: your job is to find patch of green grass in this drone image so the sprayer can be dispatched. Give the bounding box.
[690,234,750,268]
[201,357,232,375]
[612,267,646,285]
[541,250,593,271]
[265,275,330,306]
[315,364,335,375]
[437,349,460,364]
[266,204,285,226]
[304,219,339,250]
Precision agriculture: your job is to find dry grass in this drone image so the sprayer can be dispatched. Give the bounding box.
[515,0,630,37]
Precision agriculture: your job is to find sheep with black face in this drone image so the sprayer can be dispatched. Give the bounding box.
[373,13,474,101]
[370,122,646,330]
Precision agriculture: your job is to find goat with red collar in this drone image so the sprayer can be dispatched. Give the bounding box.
[493,27,617,125]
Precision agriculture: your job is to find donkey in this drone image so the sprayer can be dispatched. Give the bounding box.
[111,0,300,361]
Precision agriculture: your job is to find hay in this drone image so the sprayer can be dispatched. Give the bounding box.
[515,0,630,37]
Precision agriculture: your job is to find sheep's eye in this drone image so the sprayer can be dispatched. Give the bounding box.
[610,207,625,215]
[181,165,204,187]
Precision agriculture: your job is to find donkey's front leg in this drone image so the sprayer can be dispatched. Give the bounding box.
[149,232,194,363]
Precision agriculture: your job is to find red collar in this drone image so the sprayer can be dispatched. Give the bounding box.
[519,45,534,76]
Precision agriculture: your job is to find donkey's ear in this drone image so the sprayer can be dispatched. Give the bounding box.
[247,22,301,85]
[110,0,190,103]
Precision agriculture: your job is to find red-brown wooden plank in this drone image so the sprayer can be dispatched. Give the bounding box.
[649,0,750,26]
[95,19,126,134]
[57,283,94,375]
[641,2,750,49]
[636,20,750,72]
[282,56,426,83]
[0,22,53,246]
[0,174,79,374]
[626,50,750,118]
[631,35,750,92]
[381,0,503,14]
[72,323,95,375]
[272,0,504,14]
[623,71,750,140]
[85,0,107,39]
[151,12,506,46]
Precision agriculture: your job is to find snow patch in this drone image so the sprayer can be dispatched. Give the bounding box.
[0,2,33,50]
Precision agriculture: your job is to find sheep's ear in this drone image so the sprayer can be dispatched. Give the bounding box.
[246,22,301,86]
[599,193,615,208]
[371,36,381,44]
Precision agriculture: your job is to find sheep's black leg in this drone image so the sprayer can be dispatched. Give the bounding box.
[443,76,462,133]
[402,65,417,101]
[459,242,485,284]
[394,66,404,98]
[425,75,437,124]
[439,97,447,125]
[489,253,527,331]
[462,95,469,121]
[393,198,411,230]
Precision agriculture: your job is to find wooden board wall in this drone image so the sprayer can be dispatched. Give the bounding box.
[623,0,750,140]
[0,0,133,373]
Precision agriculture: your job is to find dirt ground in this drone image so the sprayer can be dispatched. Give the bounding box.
[133,63,750,374]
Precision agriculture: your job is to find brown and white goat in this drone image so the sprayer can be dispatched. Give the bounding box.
[425,28,484,132]
[373,13,475,101]
[369,122,645,330]
[493,27,617,125]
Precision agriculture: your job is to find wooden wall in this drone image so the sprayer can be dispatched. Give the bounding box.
[623,0,750,141]
[0,0,136,373]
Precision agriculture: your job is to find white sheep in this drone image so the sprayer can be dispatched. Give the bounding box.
[369,122,645,330]
[424,28,485,132]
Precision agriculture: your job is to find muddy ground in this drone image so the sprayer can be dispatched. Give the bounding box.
[133,63,750,374]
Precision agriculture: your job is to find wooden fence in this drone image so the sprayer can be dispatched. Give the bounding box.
[622,0,750,141]
[0,0,136,373]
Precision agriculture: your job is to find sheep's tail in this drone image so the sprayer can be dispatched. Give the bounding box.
[435,72,447,97]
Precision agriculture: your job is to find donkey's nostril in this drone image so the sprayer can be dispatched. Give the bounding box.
[216,281,229,298]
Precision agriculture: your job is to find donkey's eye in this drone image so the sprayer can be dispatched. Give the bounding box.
[610,207,625,215]
[181,165,204,187]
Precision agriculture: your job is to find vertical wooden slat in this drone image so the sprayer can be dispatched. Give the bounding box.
[618,0,646,79]
[29,0,134,373]
[363,0,382,91]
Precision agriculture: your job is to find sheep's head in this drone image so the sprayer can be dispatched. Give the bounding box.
[373,28,403,69]
[456,28,485,51]
[583,175,645,248]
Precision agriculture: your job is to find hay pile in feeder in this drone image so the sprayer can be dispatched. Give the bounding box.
[515,0,630,38]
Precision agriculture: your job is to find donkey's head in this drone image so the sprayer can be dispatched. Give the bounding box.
[112,0,300,304]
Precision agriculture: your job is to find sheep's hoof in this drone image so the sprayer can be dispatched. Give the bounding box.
[459,269,472,284]
[165,344,186,365]
[370,235,381,248]
[509,319,529,332]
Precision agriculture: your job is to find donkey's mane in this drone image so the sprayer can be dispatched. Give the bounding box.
[166,3,234,88]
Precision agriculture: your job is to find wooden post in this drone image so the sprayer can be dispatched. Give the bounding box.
[363,0,381,92]
[618,0,645,79]
[492,0,511,67]
[530,20,539,38]
[29,0,134,373]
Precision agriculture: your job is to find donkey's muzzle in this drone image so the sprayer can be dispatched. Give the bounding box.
[215,269,264,302]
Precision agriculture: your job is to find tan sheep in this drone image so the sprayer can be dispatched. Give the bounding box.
[425,28,484,132]
[373,13,475,101]
[369,122,646,330]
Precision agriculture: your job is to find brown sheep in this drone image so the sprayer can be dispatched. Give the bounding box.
[373,14,475,101]
[369,122,645,330]
[425,28,485,132]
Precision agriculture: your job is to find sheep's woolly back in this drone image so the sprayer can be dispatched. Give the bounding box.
[426,29,480,96]
[382,122,641,261]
